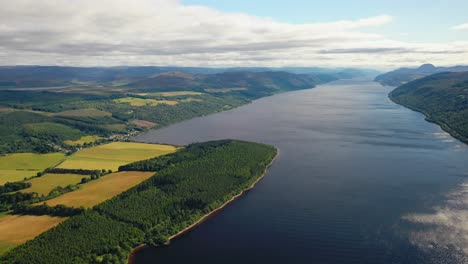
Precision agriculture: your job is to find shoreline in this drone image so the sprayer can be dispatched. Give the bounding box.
[127,147,280,264]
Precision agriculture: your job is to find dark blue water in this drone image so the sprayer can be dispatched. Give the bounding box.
[134,80,468,264]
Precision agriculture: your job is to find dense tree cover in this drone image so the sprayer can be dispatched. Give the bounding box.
[45,168,102,175]
[390,71,468,143]
[0,182,31,194]
[2,140,277,263]
[2,211,146,264]
[12,203,85,217]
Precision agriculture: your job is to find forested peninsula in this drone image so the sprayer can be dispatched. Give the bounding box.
[1,140,278,263]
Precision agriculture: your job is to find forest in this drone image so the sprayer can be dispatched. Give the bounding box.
[1,140,277,263]
[390,71,468,143]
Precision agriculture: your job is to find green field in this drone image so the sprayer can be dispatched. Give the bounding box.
[114,97,179,107]
[23,174,87,195]
[0,153,66,184]
[57,142,178,171]
[64,135,102,146]
[137,91,204,97]
[54,108,111,117]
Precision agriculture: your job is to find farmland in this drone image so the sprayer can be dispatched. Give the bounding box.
[0,153,65,184]
[137,91,204,97]
[114,97,179,107]
[57,142,178,171]
[64,135,102,146]
[42,171,154,208]
[23,174,87,195]
[0,215,66,254]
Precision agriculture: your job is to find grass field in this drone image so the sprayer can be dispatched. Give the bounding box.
[0,215,66,254]
[114,97,179,106]
[64,135,102,146]
[0,153,66,184]
[23,174,87,195]
[137,91,204,97]
[57,142,178,171]
[43,171,154,208]
[54,108,111,117]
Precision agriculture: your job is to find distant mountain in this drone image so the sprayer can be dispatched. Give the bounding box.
[125,71,337,96]
[375,64,468,86]
[0,66,377,89]
[389,71,468,143]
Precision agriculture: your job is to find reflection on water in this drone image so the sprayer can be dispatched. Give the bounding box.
[134,80,468,264]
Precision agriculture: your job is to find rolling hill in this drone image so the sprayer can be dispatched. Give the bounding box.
[375,64,468,86]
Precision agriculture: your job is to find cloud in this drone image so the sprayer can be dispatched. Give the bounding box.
[451,23,468,30]
[0,0,467,68]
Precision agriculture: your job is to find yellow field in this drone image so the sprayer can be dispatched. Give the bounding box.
[204,87,248,93]
[137,91,204,97]
[0,215,66,254]
[54,108,111,117]
[23,174,87,195]
[64,135,102,146]
[0,153,66,184]
[57,142,178,171]
[43,171,154,208]
[114,97,179,106]
[180,97,203,103]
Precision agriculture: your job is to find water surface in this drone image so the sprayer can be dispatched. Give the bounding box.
[134,80,468,264]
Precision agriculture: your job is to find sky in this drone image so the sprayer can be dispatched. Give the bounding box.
[0,0,467,70]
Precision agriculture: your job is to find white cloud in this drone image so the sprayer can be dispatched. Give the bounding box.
[451,23,468,30]
[0,0,467,68]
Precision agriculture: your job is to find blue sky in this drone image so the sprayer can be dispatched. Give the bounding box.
[1,0,467,68]
[183,0,468,43]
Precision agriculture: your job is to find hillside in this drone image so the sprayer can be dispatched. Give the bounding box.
[125,71,336,96]
[389,71,468,143]
[0,69,342,154]
[375,64,468,86]
[0,66,374,89]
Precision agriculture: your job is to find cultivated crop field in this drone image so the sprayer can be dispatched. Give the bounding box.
[23,173,87,195]
[0,153,66,184]
[57,142,178,171]
[64,135,102,146]
[43,171,155,208]
[0,215,66,254]
[114,97,179,107]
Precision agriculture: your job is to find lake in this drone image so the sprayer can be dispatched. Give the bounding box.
[134,79,468,264]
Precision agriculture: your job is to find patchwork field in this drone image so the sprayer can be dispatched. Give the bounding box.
[43,171,154,208]
[0,215,66,254]
[0,153,66,184]
[64,135,102,146]
[23,173,87,195]
[57,142,178,171]
[114,97,179,106]
[137,91,204,97]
